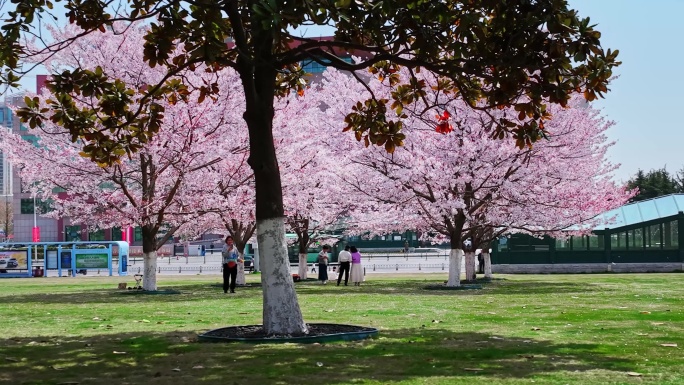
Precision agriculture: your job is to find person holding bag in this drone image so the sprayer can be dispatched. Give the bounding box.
[222,236,242,293]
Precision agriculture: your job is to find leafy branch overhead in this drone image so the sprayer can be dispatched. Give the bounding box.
[1,0,619,164]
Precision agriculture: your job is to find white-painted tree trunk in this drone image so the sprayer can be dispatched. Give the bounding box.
[236,251,246,285]
[298,253,308,279]
[446,249,463,287]
[483,251,493,279]
[142,251,157,291]
[258,217,308,335]
[464,251,476,282]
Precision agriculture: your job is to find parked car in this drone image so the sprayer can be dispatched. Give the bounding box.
[0,259,7,273]
[6,258,18,268]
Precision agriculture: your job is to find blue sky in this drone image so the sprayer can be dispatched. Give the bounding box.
[6,1,679,182]
[568,0,684,181]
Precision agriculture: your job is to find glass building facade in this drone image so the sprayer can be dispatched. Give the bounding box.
[492,194,684,265]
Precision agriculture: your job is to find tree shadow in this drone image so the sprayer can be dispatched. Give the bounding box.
[0,279,607,305]
[294,279,603,297]
[0,282,265,305]
[0,328,637,384]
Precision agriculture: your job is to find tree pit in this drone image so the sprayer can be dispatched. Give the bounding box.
[198,323,378,343]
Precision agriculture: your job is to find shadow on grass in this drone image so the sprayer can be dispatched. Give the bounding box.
[0,279,610,306]
[294,279,605,297]
[0,327,635,385]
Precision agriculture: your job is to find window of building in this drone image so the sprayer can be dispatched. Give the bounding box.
[646,224,662,248]
[65,225,82,241]
[611,232,627,250]
[629,228,643,249]
[134,227,143,242]
[20,199,33,214]
[301,56,353,74]
[571,235,586,251]
[0,108,4,123]
[555,238,569,249]
[663,220,678,249]
[498,237,509,251]
[111,227,123,241]
[89,229,105,241]
[21,135,39,147]
[588,234,604,250]
[20,198,53,214]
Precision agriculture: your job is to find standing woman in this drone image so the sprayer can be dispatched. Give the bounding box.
[222,236,242,293]
[317,245,330,284]
[350,246,364,286]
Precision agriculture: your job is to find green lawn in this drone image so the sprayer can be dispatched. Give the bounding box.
[0,273,683,384]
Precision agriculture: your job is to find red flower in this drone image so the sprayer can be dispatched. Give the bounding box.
[435,111,453,134]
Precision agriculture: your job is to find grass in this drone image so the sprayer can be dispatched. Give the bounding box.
[0,273,683,384]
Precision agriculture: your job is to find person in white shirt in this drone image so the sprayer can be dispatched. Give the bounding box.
[337,245,352,286]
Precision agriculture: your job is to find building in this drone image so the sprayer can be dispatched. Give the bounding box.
[491,194,684,273]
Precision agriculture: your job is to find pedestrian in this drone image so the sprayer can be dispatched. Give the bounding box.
[350,246,363,286]
[477,252,484,274]
[337,245,351,286]
[222,235,241,293]
[403,240,409,254]
[317,245,330,284]
[201,244,206,257]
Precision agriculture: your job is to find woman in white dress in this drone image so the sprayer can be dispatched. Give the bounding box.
[349,246,364,286]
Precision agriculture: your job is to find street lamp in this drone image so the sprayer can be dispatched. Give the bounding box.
[32,195,40,242]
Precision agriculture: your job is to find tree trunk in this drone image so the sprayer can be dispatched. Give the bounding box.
[483,251,493,279]
[258,217,308,335]
[236,251,246,285]
[298,253,308,279]
[464,251,476,282]
[240,26,306,335]
[446,248,463,287]
[141,227,158,291]
[142,251,157,291]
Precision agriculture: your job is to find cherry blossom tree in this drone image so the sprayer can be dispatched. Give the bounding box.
[184,162,256,285]
[315,68,632,287]
[0,24,246,290]
[270,96,349,279]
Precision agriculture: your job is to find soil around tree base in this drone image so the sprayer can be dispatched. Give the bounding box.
[199,323,378,344]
